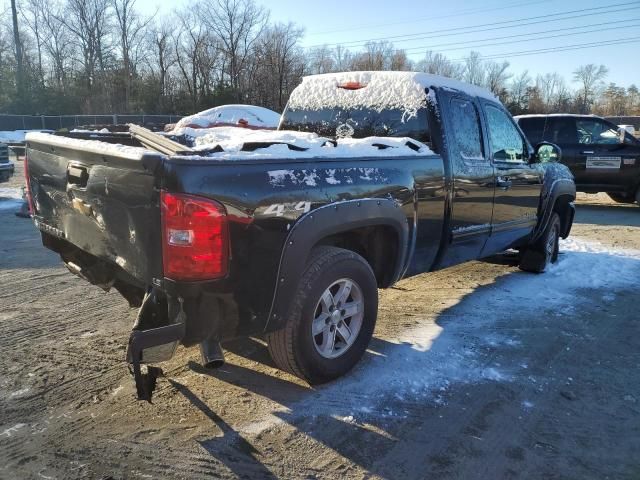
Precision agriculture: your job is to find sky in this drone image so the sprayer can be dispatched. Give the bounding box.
[0,0,640,87]
[86,0,640,88]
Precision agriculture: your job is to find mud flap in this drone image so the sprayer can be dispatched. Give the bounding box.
[126,298,186,402]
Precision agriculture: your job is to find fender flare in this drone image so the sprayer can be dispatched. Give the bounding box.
[263,198,410,333]
[532,179,576,242]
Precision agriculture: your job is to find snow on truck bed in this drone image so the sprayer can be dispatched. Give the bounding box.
[25,128,434,161]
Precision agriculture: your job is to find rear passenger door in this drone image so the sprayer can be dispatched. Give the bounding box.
[438,91,495,268]
[481,103,542,254]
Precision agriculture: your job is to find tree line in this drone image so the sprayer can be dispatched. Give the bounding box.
[1,0,638,118]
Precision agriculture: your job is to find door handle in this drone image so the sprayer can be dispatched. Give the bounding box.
[581,150,595,155]
[496,176,512,189]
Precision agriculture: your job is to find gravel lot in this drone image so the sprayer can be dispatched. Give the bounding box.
[1,158,639,479]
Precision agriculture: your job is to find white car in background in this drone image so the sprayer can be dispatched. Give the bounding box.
[166,104,281,132]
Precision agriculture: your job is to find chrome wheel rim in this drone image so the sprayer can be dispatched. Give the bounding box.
[312,278,364,359]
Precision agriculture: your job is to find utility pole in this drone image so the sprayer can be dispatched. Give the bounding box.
[11,0,24,102]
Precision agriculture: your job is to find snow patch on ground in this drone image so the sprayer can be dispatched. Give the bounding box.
[238,237,639,435]
[0,130,52,143]
[0,423,26,437]
[0,187,23,212]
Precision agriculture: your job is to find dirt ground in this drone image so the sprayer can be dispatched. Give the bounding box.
[1,158,639,480]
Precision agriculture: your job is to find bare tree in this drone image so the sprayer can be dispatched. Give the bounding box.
[508,70,531,113]
[350,41,395,70]
[463,51,484,86]
[484,60,511,100]
[40,2,73,91]
[573,64,608,113]
[307,45,335,74]
[61,0,112,110]
[416,51,463,79]
[254,22,304,110]
[112,0,153,110]
[146,20,176,103]
[198,0,267,101]
[19,0,46,87]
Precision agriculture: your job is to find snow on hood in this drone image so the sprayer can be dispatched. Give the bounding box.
[172,104,281,132]
[25,132,156,160]
[182,126,434,159]
[286,71,497,114]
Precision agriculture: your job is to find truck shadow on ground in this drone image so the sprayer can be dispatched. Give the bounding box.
[573,203,640,227]
[174,338,419,479]
[167,246,640,479]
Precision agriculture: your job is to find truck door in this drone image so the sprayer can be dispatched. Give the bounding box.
[571,117,640,194]
[437,91,495,268]
[480,102,542,255]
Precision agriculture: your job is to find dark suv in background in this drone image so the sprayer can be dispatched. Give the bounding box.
[515,114,640,205]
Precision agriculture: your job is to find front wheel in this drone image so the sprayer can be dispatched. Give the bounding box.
[266,246,378,384]
[519,213,561,273]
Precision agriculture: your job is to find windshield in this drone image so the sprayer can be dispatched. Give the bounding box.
[280,107,431,145]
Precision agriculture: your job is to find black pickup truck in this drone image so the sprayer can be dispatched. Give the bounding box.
[25,72,576,399]
[515,114,640,205]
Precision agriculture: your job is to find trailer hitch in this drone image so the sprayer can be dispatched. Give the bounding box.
[126,296,186,402]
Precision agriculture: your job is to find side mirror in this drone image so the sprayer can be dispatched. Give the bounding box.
[534,142,562,163]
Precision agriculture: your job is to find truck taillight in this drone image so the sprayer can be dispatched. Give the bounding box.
[161,191,228,281]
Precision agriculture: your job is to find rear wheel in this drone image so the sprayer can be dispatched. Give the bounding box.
[266,246,378,384]
[607,192,635,204]
[519,213,561,273]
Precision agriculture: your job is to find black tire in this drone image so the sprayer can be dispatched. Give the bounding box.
[607,192,634,204]
[266,246,378,384]
[518,212,561,273]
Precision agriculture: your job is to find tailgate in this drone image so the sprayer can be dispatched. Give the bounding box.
[25,133,166,286]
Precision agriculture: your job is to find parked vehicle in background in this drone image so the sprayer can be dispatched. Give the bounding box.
[165,104,281,132]
[25,71,575,400]
[618,124,636,136]
[515,114,640,205]
[0,143,15,182]
[605,116,640,138]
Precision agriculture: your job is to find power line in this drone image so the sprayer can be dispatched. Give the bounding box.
[447,36,640,63]
[403,17,640,52]
[305,0,553,37]
[305,1,640,49]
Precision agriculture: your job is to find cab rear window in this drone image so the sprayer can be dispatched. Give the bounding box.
[280,107,431,146]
